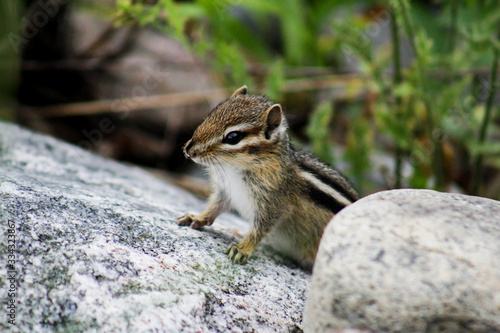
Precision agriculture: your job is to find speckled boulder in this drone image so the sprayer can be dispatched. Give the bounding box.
[0,122,309,332]
[303,189,500,333]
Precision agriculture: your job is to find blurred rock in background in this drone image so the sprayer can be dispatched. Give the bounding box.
[17,0,224,172]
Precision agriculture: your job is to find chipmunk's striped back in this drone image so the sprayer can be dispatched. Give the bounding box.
[295,150,359,214]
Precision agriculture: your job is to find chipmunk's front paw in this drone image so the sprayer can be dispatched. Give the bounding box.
[177,213,207,230]
[225,242,251,265]
[177,213,194,226]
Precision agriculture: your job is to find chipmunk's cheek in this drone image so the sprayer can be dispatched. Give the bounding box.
[247,146,261,154]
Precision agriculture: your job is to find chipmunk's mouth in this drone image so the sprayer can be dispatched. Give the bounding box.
[190,155,215,166]
[190,156,204,164]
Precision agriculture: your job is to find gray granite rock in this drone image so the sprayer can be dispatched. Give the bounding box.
[0,121,309,332]
[304,189,500,333]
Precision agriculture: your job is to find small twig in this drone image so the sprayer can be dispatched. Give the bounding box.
[21,89,230,118]
[77,21,118,59]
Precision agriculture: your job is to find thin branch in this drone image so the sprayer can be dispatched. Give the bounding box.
[77,21,119,59]
[21,89,230,118]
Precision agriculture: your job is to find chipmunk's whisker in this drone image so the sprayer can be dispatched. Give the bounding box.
[213,156,232,199]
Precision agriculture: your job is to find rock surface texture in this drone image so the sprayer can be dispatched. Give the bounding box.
[0,122,309,332]
[304,189,500,333]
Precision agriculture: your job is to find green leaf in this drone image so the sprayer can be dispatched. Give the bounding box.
[344,116,373,192]
[468,140,500,157]
[306,100,335,164]
[212,41,252,85]
[394,82,415,98]
[264,59,285,101]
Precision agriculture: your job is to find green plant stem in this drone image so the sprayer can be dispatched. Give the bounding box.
[448,1,458,54]
[447,0,459,83]
[397,0,446,190]
[391,11,403,188]
[472,46,499,195]
[0,1,23,122]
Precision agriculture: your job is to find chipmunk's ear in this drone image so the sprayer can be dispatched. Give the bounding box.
[231,85,248,98]
[263,104,282,140]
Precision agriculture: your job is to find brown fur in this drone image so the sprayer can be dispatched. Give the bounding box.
[178,87,358,270]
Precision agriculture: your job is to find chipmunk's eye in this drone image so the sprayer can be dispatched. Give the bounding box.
[222,131,246,145]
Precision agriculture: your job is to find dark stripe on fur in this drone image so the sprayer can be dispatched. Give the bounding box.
[298,161,357,203]
[304,182,346,214]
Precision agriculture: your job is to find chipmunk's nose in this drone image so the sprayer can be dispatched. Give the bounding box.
[184,139,196,159]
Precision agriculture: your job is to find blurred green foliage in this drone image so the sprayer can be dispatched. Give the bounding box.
[306,100,336,166]
[116,0,499,197]
[116,0,378,84]
[0,1,23,121]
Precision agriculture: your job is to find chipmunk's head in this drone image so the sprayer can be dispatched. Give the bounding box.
[184,86,288,168]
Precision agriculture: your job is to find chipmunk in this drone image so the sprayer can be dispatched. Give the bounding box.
[177,86,359,270]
